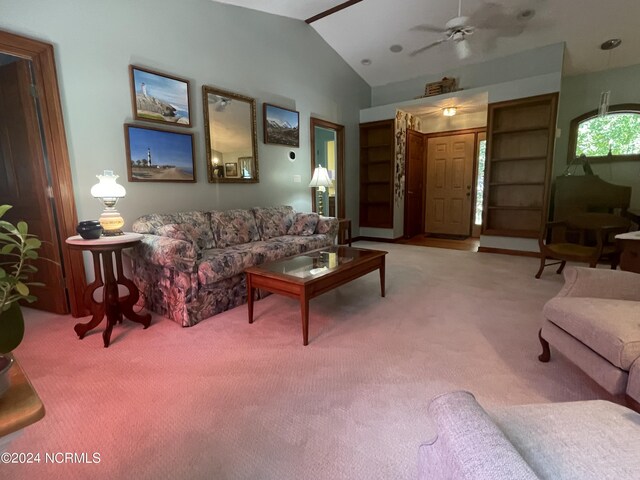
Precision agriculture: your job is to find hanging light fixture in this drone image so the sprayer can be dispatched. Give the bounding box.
[597,38,622,117]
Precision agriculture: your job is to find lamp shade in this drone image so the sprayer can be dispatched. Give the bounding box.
[308,166,333,188]
[90,170,126,199]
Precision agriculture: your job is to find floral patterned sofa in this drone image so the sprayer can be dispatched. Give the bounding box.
[130,206,338,327]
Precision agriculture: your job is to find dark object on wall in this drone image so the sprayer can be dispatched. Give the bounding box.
[76,220,103,239]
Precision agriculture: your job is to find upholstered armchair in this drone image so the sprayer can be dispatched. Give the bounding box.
[538,267,640,409]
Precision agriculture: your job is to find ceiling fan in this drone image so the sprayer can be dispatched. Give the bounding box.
[409,0,535,59]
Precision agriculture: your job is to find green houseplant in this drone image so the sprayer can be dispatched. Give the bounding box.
[0,204,42,353]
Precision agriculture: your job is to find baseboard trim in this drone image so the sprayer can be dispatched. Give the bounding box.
[352,236,402,244]
[478,246,540,258]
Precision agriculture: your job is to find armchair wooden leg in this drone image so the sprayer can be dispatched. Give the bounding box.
[535,256,546,279]
[625,394,640,413]
[538,328,551,362]
[556,261,566,275]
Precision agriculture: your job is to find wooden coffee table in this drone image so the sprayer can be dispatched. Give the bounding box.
[245,246,387,345]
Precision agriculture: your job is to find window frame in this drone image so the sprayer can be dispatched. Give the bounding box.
[568,103,640,164]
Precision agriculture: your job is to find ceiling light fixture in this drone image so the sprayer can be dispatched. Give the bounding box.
[361,58,372,66]
[389,44,403,53]
[443,107,457,117]
[597,38,622,117]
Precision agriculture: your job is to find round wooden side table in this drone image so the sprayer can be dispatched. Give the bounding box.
[66,233,151,347]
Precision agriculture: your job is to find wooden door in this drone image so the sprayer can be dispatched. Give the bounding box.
[404,129,425,238]
[0,59,68,313]
[425,133,475,236]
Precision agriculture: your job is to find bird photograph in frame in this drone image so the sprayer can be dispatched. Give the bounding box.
[263,103,299,147]
[129,65,191,127]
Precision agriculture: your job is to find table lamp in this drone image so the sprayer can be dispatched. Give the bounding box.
[308,165,333,216]
[90,170,126,236]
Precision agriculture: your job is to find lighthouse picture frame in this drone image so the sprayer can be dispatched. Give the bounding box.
[129,65,192,127]
[124,124,196,183]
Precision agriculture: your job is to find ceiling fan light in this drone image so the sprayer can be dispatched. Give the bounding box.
[455,38,471,59]
[443,107,457,117]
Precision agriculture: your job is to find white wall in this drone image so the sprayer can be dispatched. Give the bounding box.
[0,0,370,231]
[419,111,487,134]
[554,63,640,210]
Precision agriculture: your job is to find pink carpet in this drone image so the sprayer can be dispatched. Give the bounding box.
[3,242,611,479]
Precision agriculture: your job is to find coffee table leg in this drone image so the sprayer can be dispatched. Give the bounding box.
[247,274,254,324]
[301,293,309,346]
[380,257,386,297]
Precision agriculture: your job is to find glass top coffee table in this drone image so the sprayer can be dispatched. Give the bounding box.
[245,245,387,345]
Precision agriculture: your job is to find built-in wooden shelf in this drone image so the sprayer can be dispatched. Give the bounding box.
[487,206,543,211]
[482,93,559,238]
[490,155,547,163]
[491,126,549,135]
[489,182,545,186]
[360,143,392,149]
[360,119,395,229]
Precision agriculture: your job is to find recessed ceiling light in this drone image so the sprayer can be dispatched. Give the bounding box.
[517,9,535,21]
[389,44,403,53]
[600,38,622,50]
[361,58,372,66]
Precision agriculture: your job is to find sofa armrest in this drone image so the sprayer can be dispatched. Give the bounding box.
[419,391,539,480]
[557,267,640,301]
[316,216,339,240]
[130,234,197,273]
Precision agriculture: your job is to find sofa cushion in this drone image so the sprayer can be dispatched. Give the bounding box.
[132,210,214,250]
[198,241,295,285]
[288,212,319,236]
[491,400,640,480]
[252,206,295,240]
[544,297,640,370]
[272,235,331,254]
[209,209,260,248]
[157,223,200,248]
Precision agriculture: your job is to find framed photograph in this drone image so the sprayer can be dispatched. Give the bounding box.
[263,103,299,147]
[124,124,196,183]
[224,162,238,177]
[129,65,191,127]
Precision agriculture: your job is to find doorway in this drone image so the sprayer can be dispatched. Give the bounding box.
[0,30,85,316]
[310,118,345,218]
[404,129,424,238]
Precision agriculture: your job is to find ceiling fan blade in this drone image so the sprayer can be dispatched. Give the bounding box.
[409,39,446,57]
[411,23,446,34]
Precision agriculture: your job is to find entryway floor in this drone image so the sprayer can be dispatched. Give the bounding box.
[396,234,480,252]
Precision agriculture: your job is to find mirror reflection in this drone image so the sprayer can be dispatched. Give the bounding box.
[203,85,258,183]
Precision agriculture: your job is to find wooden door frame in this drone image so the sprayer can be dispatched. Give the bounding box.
[423,127,486,236]
[310,117,345,218]
[403,129,425,238]
[0,29,86,317]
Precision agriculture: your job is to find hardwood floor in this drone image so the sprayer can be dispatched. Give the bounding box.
[396,234,480,252]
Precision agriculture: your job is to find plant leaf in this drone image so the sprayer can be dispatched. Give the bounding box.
[0,205,11,218]
[1,244,16,254]
[25,238,41,249]
[17,221,28,236]
[15,282,29,296]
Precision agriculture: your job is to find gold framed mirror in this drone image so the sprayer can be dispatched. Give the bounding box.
[203,85,259,183]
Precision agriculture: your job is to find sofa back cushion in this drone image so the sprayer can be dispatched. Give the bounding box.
[210,209,260,248]
[252,206,295,240]
[288,212,320,236]
[132,211,214,250]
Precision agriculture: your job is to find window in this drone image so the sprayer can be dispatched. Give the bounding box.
[569,105,640,163]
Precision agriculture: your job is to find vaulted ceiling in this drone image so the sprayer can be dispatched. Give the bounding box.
[213,0,640,87]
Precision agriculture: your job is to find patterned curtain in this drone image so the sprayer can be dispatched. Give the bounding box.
[394,110,422,205]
